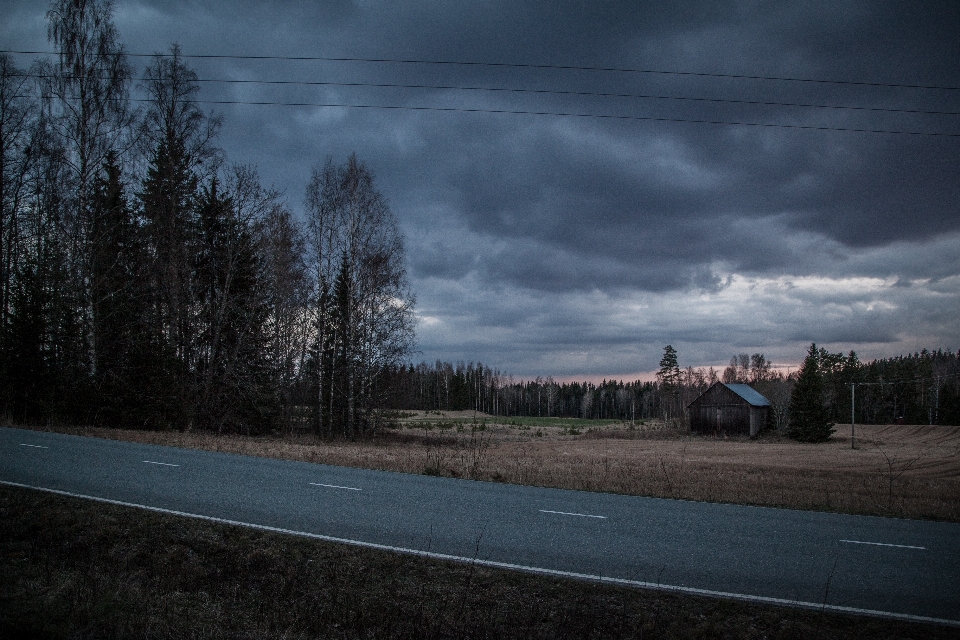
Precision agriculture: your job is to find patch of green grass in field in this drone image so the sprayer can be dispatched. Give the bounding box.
[398,413,626,430]
[3,485,956,639]
[497,416,624,429]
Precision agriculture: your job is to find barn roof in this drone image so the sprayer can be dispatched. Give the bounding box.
[723,383,771,407]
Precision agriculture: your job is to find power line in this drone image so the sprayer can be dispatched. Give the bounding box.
[5,49,960,92]
[11,57,958,135]
[115,97,957,137]
[18,71,958,117]
[16,92,957,136]
[131,78,960,118]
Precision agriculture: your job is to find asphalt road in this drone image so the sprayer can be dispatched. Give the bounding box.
[2,426,958,625]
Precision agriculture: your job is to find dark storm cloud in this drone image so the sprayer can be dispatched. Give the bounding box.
[4,0,957,376]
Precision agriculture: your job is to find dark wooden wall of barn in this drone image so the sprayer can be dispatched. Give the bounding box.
[691,403,752,435]
[688,383,765,436]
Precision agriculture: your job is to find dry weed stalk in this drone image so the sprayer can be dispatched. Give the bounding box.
[876,446,923,512]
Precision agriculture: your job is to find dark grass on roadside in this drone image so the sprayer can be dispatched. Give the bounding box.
[2,486,957,640]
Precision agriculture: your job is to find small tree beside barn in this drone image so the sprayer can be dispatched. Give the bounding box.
[688,382,771,437]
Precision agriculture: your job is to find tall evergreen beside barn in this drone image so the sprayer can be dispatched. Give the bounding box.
[787,344,835,442]
[688,382,771,436]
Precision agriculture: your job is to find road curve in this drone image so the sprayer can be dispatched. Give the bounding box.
[2,426,958,625]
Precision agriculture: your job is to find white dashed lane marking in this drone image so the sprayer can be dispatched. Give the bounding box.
[310,482,362,491]
[540,509,607,519]
[143,460,180,467]
[841,539,926,550]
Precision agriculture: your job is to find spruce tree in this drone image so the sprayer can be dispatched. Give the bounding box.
[788,343,835,442]
[193,175,272,434]
[90,153,152,425]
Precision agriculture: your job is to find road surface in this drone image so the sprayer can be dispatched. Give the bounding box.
[2,426,957,625]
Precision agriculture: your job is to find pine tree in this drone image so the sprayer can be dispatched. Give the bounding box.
[788,343,835,442]
[657,345,681,393]
[657,344,682,422]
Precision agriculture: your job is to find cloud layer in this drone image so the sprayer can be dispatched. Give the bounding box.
[4,0,958,376]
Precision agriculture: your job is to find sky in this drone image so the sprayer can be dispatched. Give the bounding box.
[3,0,959,380]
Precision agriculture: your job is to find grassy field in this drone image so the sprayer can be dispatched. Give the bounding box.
[25,412,960,521]
[404,410,625,431]
[3,483,957,639]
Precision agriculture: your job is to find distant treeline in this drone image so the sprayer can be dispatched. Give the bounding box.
[820,348,960,426]
[389,361,663,421]
[388,348,960,427]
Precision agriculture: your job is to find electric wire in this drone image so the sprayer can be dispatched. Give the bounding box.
[14,71,960,117]
[4,49,959,92]
[6,51,958,136]
[9,94,955,137]
[121,97,960,137]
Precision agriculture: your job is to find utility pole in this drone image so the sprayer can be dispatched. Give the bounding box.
[934,376,940,425]
[850,382,856,449]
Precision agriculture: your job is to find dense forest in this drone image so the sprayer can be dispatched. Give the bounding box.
[0,1,414,436]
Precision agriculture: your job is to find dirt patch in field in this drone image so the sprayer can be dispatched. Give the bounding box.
[20,418,960,521]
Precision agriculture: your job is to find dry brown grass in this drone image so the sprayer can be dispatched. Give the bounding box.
[26,412,960,521]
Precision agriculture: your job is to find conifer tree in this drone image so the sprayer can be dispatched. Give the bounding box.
[193,175,271,434]
[657,344,682,422]
[657,345,681,393]
[138,45,218,429]
[90,153,153,424]
[788,343,835,442]
[139,133,198,428]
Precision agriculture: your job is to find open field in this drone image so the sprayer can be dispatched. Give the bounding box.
[3,484,957,639]
[18,412,960,521]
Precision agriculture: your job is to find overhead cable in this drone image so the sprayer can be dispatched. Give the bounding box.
[4,49,959,92]
[16,71,958,116]
[117,97,959,137]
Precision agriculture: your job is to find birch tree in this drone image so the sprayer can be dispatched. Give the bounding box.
[304,154,415,437]
[43,0,135,377]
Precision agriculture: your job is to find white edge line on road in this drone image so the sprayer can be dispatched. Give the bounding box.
[143,460,179,467]
[1,480,957,629]
[19,444,49,448]
[840,539,926,550]
[309,482,362,491]
[540,509,607,519]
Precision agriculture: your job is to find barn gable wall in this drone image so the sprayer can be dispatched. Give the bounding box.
[688,382,769,436]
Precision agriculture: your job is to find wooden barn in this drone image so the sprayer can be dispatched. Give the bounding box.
[687,382,771,436]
